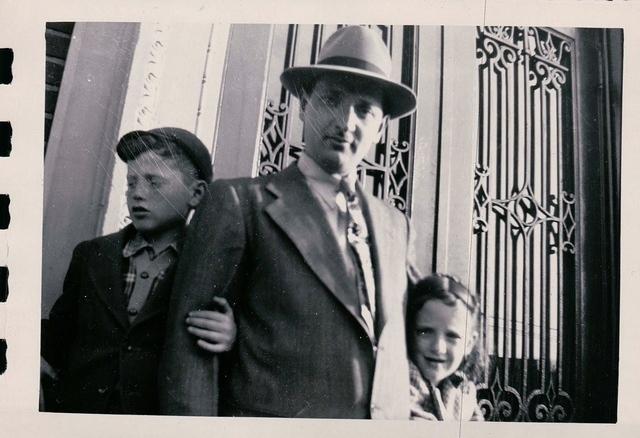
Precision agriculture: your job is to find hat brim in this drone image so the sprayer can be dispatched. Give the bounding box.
[280,65,417,120]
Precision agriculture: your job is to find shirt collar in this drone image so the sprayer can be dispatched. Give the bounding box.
[297,153,358,209]
[122,231,181,259]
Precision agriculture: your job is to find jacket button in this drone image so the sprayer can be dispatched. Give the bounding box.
[126,345,133,351]
[97,387,108,394]
[140,271,149,279]
[128,307,138,316]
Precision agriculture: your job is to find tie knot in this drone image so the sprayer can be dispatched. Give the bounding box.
[338,178,357,203]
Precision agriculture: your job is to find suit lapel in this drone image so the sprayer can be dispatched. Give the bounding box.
[358,188,396,331]
[87,227,131,330]
[265,166,367,332]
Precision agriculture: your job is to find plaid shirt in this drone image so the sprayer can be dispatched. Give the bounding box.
[122,232,181,316]
[409,361,484,421]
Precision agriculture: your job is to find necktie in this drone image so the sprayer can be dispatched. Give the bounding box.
[337,178,377,339]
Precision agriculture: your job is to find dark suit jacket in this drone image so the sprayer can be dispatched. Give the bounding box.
[41,225,176,414]
[159,165,415,418]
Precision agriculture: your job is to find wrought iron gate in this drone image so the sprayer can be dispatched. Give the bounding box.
[257,24,417,213]
[472,26,577,421]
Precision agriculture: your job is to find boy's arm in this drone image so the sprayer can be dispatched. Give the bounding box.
[41,243,85,371]
[158,180,247,416]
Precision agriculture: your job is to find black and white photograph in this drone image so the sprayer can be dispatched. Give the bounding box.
[0,1,639,437]
[39,23,621,422]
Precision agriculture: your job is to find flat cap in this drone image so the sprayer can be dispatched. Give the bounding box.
[116,127,213,183]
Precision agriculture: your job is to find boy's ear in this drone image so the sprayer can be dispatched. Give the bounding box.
[188,179,207,208]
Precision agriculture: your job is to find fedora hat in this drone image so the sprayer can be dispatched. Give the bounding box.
[280,26,417,119]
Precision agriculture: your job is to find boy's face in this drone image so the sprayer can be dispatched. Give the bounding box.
[410,299,477,387]
[126,150,200,239]
[300,76,386,176]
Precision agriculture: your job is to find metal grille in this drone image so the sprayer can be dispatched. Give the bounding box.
[258,24,417,213]
[472,26,577,421]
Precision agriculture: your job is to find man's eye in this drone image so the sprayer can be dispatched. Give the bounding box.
[321,94,340,106]
[356,104,374,117]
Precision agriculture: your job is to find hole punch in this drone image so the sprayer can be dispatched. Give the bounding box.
[0,195,9,229]
[0,339,6,375]
[0,49,13,85]
[0,122,11,157]
[0,267,7,302]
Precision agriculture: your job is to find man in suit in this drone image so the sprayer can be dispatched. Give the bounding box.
[159,26,418,418]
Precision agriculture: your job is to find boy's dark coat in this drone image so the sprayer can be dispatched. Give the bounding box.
[42,225,176,414]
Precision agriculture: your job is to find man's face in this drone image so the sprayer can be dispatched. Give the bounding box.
[410,299,477,387]
[300,76,386,176]
[126,150,197,239]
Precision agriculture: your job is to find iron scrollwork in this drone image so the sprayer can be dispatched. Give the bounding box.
[473,26,577,422]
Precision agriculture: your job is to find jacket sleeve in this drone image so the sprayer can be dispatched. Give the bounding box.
[41,243,86,371]
[158,179,247,416]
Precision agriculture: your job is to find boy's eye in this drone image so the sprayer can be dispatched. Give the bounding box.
[446,332,462,342]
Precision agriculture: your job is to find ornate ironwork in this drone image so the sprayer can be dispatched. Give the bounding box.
[478,368,573,421]
[257,24,416,213]
[472,27,577,421]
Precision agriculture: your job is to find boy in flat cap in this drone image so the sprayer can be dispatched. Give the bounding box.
[41,127,236,414]
[160,26,419,418]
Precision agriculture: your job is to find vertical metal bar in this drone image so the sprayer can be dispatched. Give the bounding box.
[557,84,565,391]
[490,44,503,382]
[280,24,299,170]
[543,84,551,393]
[382,26,395,204]
[539,69,548,391]
[518,32,531,401]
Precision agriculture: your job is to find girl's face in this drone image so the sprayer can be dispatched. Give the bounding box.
[410,299,478,387]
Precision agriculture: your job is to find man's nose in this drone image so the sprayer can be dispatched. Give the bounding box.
[335,103,358,131]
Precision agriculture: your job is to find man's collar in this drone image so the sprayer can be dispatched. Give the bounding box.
[297,153,358,199]
[122,230,182,259]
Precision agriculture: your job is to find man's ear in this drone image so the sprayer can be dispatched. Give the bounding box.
[376,116,388,143]
[188,179,207,208]
[298,94,308,122]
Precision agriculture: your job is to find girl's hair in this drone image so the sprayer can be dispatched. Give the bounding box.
[407,273,485,384]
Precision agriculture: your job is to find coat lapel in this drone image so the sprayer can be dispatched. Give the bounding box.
[264,166,367,332]
[87,227,131,330]
[358,188,399,332]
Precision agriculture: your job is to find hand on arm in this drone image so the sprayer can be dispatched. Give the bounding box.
[186,296,237,353]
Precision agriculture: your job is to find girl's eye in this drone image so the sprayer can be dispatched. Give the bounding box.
[416,328,433,336]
